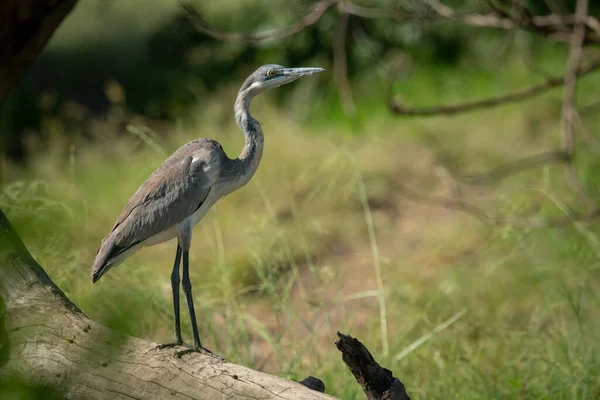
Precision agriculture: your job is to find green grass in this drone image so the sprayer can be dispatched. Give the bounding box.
[3,48,600,399]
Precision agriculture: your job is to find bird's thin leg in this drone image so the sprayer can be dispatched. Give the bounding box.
[182,250,201,348]
[170,245,183,343]
[156,245,189,350]
[175,250,223,360]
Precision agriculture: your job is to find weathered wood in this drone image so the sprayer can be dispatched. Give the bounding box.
[0,208,337,399]
[0,0,80,102]
[335,333,411,400]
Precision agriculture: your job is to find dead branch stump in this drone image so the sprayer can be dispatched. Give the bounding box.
[335,332,411,400]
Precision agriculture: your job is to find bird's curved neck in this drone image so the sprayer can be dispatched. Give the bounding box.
[231,88,264,183]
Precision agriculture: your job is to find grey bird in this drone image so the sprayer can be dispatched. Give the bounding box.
[90,64,324,357]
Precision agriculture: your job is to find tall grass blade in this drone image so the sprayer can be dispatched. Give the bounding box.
[393,308,468,363]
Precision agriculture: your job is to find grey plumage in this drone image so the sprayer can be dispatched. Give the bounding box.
[91,139,222,282]
[90,64,323,356]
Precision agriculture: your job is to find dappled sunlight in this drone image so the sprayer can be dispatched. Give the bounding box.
[3,1,600,396]
[4,95,600,396]
[4,95,599,396]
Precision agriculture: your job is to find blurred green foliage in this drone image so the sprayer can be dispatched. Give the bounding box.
[0,296,8,369]
[0,377,63,400]
[2,0,600,399]
[0,0,567,160]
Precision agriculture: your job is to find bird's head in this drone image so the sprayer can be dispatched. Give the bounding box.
[239,64,324,96]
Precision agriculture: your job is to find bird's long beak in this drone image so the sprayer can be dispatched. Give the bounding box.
[260,67,324,91]
[283,67,325,78]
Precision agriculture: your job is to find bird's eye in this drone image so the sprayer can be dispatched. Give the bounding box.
[266,70,276,77]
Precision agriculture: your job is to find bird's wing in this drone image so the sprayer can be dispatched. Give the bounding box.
[91,139,223,281]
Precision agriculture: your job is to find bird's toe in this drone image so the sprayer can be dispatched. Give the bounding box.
[174,346,225,361]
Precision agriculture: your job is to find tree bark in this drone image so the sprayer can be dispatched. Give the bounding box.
[0,0,79,102]
[0,208,338,399]
[335,333,410,400]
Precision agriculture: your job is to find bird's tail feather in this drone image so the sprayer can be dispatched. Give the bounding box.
[91,235,117,283]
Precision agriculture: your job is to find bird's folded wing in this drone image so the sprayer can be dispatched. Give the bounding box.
[109,149,220,253]
[90,140,223,282]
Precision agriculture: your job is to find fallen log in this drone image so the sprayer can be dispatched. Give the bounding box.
[0,208,337,399]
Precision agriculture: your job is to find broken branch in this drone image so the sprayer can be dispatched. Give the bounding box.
[335,332,411,400]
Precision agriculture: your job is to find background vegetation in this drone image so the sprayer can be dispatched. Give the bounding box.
[2,0,600,398]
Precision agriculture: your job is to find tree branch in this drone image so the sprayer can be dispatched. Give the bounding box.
[388,59,600,117]
[339,1,412,21]
[420,0,516,29]
[335,333,411,400]
[391,181,600,228]
[181,0,338,44]
[419,0,600,42]
[0,0,79,102]
[436,150,571,186]
[560,0,597,210]
[382,1,600,228]
[333,11,356,116]
[182,0,600,46]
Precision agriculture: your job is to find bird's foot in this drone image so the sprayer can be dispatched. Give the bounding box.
[155,341,191,350]
[175,346,225,361]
